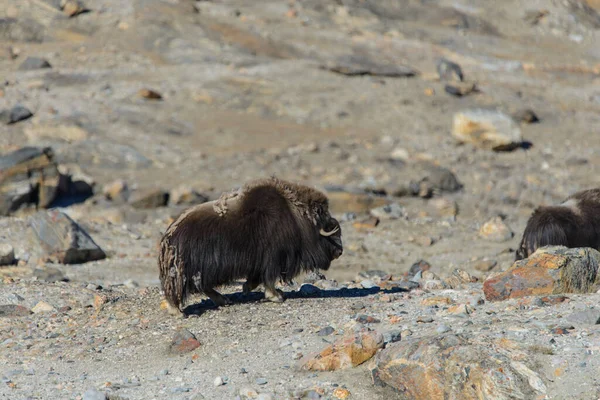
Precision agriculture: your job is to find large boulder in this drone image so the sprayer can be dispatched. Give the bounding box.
[0,147,60,216]
[29,209,106,264]
[484,246,600,301]
[371,334,546,400]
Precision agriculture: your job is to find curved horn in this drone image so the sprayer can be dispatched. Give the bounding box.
[319,226,339,237]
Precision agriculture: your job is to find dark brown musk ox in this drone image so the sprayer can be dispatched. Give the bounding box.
[515,188,600,260]
[158,177,343,315]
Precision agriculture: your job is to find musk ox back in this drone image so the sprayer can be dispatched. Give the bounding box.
[158,178,343,314]
[515,188,600,260]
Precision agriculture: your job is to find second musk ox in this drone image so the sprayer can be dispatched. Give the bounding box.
[515,188,600,260]
[158,178,343,314]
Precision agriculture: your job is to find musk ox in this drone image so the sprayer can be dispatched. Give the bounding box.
[515,188,600,260]
[158,177,343,314]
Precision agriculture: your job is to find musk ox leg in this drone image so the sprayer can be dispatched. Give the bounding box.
[243,279,260,295]
[264,284,284,303]
[205,288,233,307]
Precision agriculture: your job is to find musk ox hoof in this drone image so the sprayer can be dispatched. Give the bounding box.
[165,301,183,316]
[265,288,285,303]
[243,281,259,295]
[205,289,233,307]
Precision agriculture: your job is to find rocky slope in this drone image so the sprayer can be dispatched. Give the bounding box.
[2,0,600,399]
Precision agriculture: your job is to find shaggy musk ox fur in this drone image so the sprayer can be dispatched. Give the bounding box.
[158,178,343,314]
[515,188,600,260]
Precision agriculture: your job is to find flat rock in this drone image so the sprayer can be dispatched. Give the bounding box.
[484,246,600,301]
[32,301,55,313]
[33,267,66,282]
[29,209,106,264]
[326,189,389,214]
[372,334,545,399]
[169,329,201,354]
[324,55,417,78]
[0,146,59,215]
[369,203,405,220]
[452,109,523,151]
[479,216,514,242]
[0,105,33,125]
[300,330,384,371]
[82,389,107,400]
[0,243,15,266]
[565,309,600,326]
[0,304,31,317]
[129,189,169,209]
[18,57,52,71]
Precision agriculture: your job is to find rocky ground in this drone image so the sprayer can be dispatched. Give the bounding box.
[2,0,600,399]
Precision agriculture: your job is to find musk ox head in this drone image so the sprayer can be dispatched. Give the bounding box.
[158,177,343,314]
[515,188,600,260]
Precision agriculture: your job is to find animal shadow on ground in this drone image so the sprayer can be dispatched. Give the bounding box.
[182,282,418,316]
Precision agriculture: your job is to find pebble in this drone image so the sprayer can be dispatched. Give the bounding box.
[256,377,268,385]
[33,267,65,283]
[214,376,226,386]
[170,387,192,393]
[318,326,335,336]
[356,314,381,324]
[436,324,452,334]
[417,316,434,323]
[360,280,378,289]
[169,329,201,354]
[479,217,514,242]
[31,301,55,314]
[18,57,52,71]
[0,244,15,266]
[382,330,401,344]
[82,389,107,400]
[0,105,33,125]
[239,387,258,398]
[437,58,464,81]
[369,203,405,220]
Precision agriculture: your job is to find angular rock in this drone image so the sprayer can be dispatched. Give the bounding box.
[300,330,384,371]
[479,216,514,242]
[565,309,600,326]
[410,164,462,197]
[138,88,163,100]
[128,189,169,209]
[332,388,351,399]
[324,55,417,78]
[512,109,540,124]
[170,329,201,354]
[0,147,60,215]
[436,58,463,82]
[484,246,600,301]
[452,109,523,151]
[0,105,33,125]
[29,209,106,264]
[444,269,478,289]
[33,267,66,282]
[444,82,477,97]
[0,304,31,317]
[32,301,55,313]
[372,334,545,399]
[61,0,88,17]
[102,179,129,201]
[0,244,15,266]
[352,216,380,230]
[18,57,52,71]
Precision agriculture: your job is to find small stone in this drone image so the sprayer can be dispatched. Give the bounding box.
[360,280,378,289]
[512,109,540,124]
[0,105,33,125]
[169,186,209,206]
[479,217,514,242]
[356,314,381,324]
[550,327,571,335]
[390,147,409,161]
[444,82,477,97]
[421,297,452,307]
[407,260,431,278]
[413,235,434,247]
[31,301,55,313]
[473,259,497,272]
[437,58,464,82]
[103,179,129,201]
[239,387,258,398]
[352,216,380,230]
[61,0,87,17]
[436,324,451,334]
[33,267,65,282]
[169,329,201,354]
[370,203,405,220]
[82,389,107,400]
[18,57,52,71]
[452,109,522,151]
[213,376,225,387]
[416,316,434,323]
[138,88,163,100]
[123,279,139,288]
[0,304,31,317]
[128,188,169,209]
[318,326,335,336]
[255,378,268,385]
[430,198,459,218]
[256,394,273,400]
[446,304,474,315]
[0,244,15,266]
[332,388,351,399]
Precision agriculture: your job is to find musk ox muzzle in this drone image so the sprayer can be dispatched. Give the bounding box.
[515,188,600,260]
[158,178,343,314]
